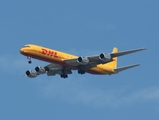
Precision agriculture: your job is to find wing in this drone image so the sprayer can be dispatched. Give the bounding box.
[44,63,72,76]
[25,63,72,78]
[64,56,101,67]
[110,48,146,58]
[64,47,146,68]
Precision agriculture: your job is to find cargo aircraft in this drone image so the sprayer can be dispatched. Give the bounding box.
[20,44,146,78]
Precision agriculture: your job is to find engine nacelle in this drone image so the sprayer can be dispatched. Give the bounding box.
[26,70,37,78]
[99,53,111,62]
[35,66,46,74]
[77,56,89,65]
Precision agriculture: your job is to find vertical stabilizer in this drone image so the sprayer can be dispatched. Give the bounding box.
[106,47,118,69]
[111,47,118,69]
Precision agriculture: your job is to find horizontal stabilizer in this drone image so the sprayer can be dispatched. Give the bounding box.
[111,48,146,58]
[114,64,140,73]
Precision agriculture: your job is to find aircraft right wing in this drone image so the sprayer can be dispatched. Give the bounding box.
[64,48,146,69]
[110,48,146,58]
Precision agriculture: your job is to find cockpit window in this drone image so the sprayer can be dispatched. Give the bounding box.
[23,45,30,48]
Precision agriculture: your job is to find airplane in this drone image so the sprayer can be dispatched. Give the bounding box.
[20,44,146,78]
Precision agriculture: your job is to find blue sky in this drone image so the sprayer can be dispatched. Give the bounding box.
[0,0,159,120]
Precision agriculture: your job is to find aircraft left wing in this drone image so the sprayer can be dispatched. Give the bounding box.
[64,47,146,68]
[44,63,72,76]
[26,63,72,78]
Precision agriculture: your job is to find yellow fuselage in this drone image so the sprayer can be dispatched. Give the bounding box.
[20,44,115,75]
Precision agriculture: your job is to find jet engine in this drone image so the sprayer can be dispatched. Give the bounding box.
[35,66,46,74]
[26,70,37,78]
[99,53,111,62]
[77,56,89,65]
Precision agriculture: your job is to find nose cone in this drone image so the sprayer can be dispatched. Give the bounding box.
[20,48,25,54]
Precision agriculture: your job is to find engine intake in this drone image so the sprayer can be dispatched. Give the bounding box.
[26,70,37,78]
[99,53,111,62]
[77,56,89,65]
[35,66,46,74]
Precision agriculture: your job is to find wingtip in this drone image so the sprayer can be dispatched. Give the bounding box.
[134,64,140,66]
[141,48,147,50]
[136,48,146,52]
[128,64,140,67]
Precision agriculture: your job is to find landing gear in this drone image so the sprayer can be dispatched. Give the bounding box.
[78,70,85,74]
[28,60,32,64]
[60,68,68,78]
[60,74,68,78]
[27,56,32,64]
[78,66,86,75]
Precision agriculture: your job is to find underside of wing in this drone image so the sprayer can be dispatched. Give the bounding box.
[25,63,72,78]
[44,63,72,76]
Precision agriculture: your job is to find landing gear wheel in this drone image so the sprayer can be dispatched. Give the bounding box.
[78,66,85,75]
[60,68,68,78]
[65,74,68,78]
[78,70,85,75]
[28,61,32,64]
[60,74,68,78]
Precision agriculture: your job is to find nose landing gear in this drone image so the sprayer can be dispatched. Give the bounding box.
[28,61,32,64]
[27,56,32,64]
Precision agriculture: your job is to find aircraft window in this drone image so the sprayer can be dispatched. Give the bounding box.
[23,45,30,48]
